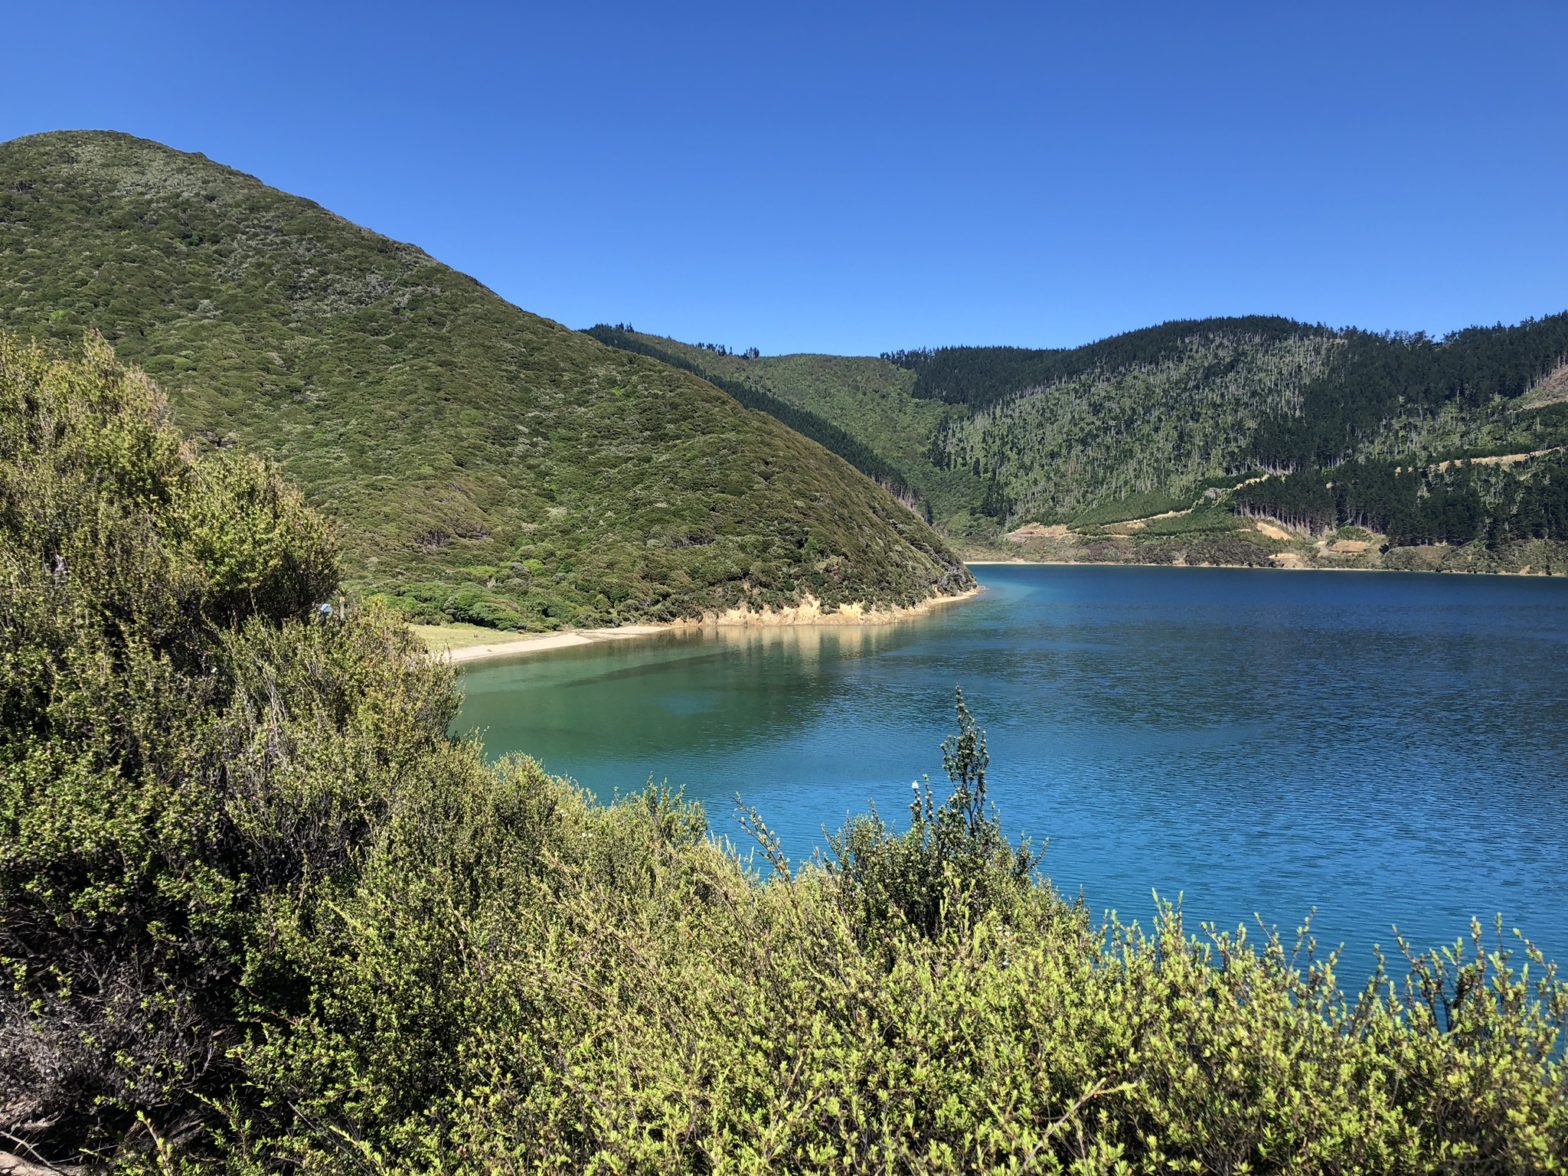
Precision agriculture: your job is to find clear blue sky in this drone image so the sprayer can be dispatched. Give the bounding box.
[4,1,1565,355]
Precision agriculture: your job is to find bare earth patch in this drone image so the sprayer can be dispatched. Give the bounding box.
[704,587,982,626]
[1006,523,1069,542]
[1520,361,1568,410]
[1431,447,1561,474]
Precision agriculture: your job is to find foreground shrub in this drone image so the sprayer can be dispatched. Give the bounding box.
[222,773,1566,1174]
[0,335,459,1162]
[826,687,1039,941]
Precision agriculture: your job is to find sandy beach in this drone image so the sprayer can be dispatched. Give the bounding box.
[425,624,672,665]
[417,585,984,666]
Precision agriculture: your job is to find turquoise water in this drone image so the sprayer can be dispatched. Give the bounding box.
[456,565,1568,972]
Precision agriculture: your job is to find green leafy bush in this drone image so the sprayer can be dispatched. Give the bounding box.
[0,335,459,1161]
[827,688,1037,939]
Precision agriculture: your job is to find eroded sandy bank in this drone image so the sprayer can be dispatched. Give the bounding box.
[698,586,982,627]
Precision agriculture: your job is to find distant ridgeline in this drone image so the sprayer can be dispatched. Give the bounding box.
[582,325,920,508]
[0,131,971,630]
[595,315,1568,561]
[584,327,997,534]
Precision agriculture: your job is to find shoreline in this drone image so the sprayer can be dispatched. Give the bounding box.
[426,584,985,666]
[963,556,1567,577]
[424,554,1567,667]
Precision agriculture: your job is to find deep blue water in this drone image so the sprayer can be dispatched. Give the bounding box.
[455,565,1568,973]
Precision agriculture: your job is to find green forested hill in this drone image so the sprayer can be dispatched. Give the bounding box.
[0,131,969,629]
[911,316,1568,527]
[595,316,1568,560]
[886,315,1333,410]
[933,329,1343,521]
[583,327,995,533]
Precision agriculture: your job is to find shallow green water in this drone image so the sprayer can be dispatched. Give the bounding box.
[456,565,1568,970]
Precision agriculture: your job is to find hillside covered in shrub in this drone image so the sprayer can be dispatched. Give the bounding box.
[582,327,994,533]
[3,334,1565,1173]
[0,131,970,631]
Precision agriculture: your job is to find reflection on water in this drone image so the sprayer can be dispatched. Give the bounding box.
[456,565,1568,973]
[459,621,931,772]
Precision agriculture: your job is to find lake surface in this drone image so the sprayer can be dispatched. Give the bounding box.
[456,565,1568,973]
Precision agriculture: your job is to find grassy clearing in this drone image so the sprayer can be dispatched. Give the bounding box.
[1069,490,1193,529]
[1135,503,1243,536]
[407,622,542,654]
